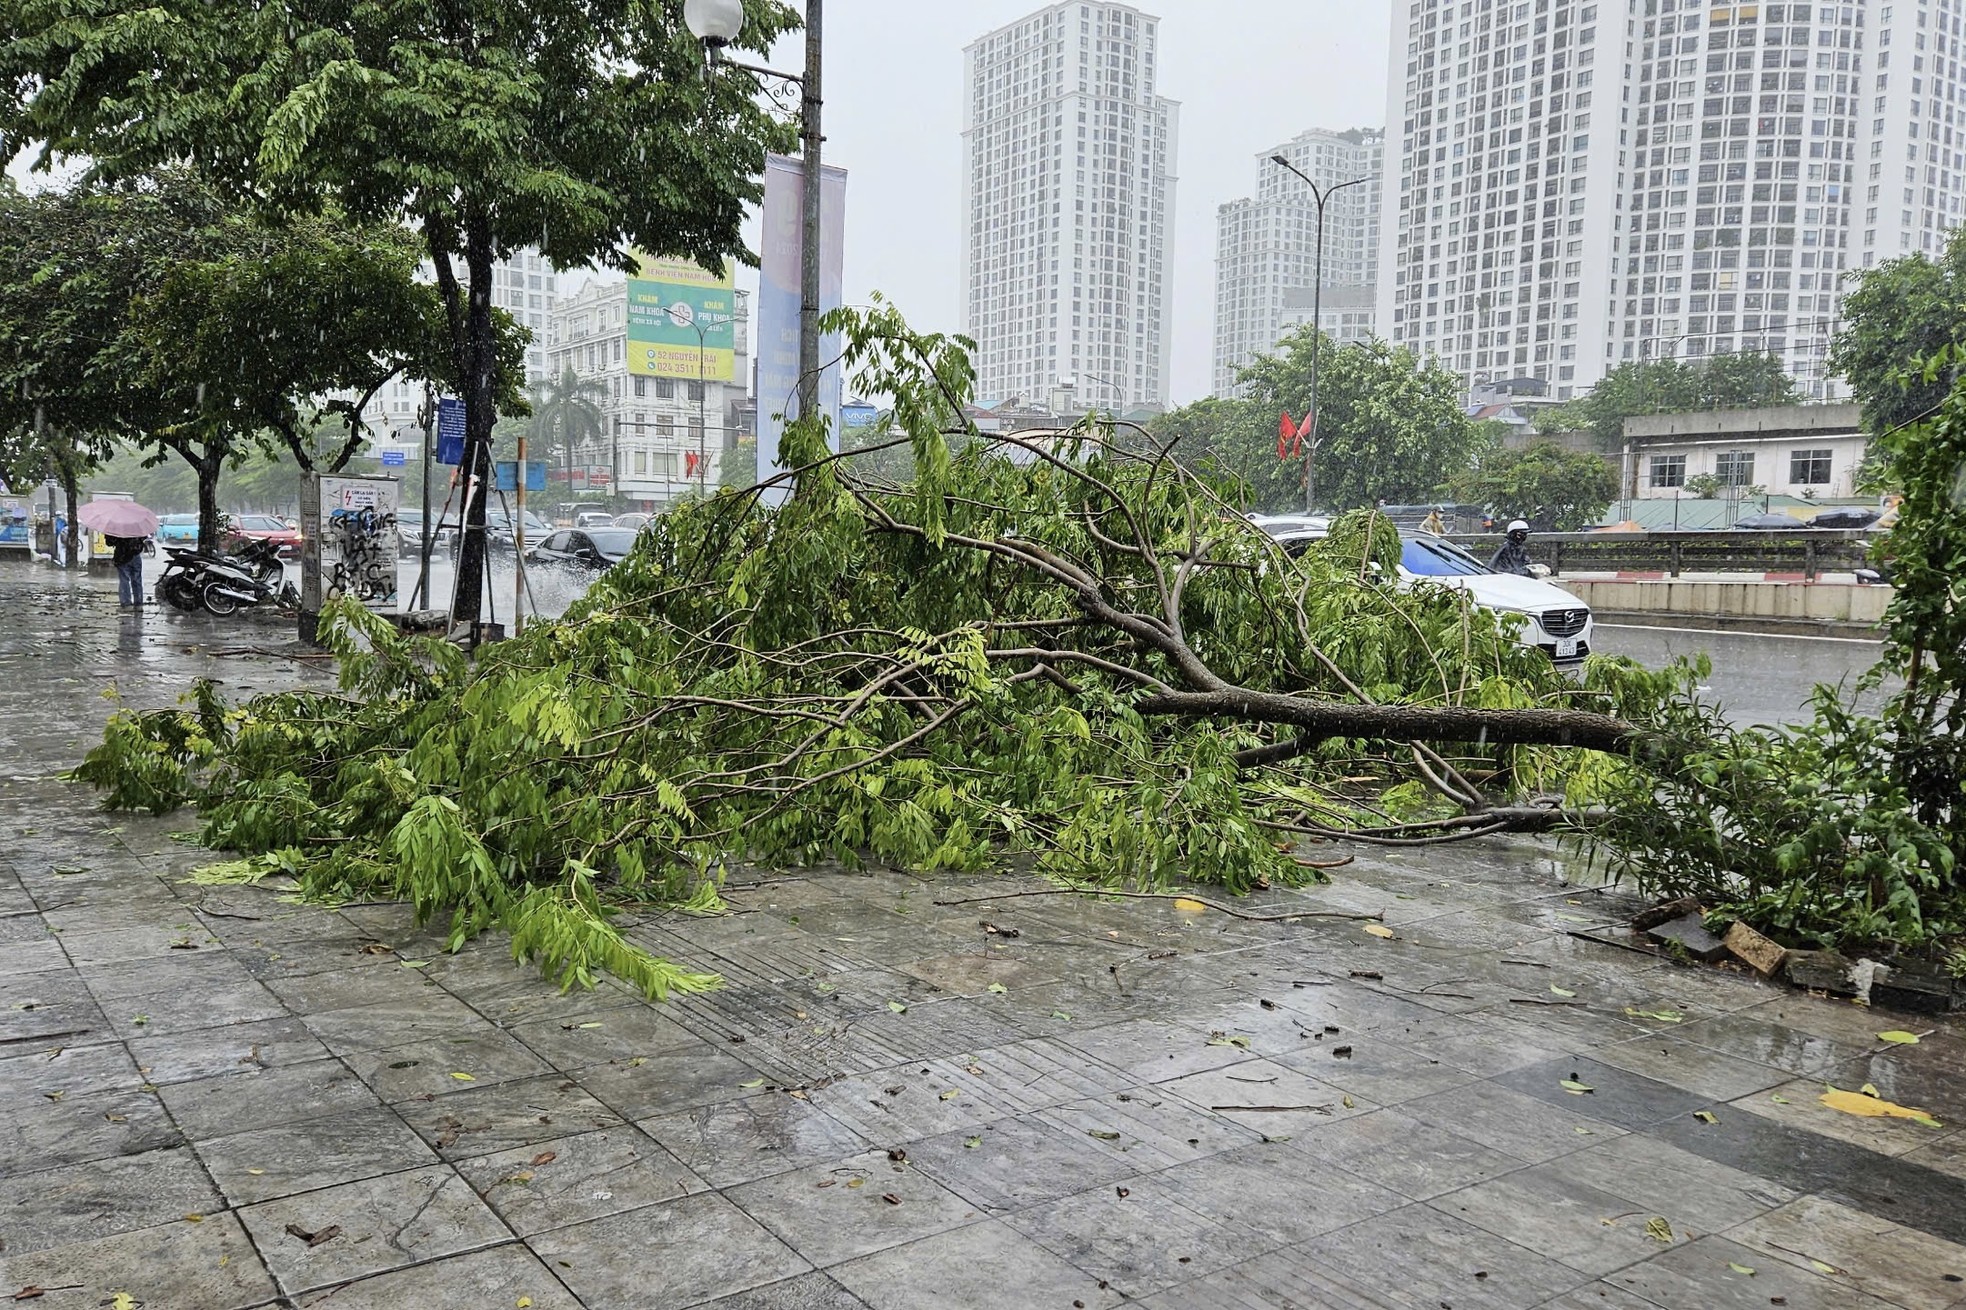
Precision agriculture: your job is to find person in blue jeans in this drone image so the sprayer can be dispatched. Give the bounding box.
[108,534,148,605]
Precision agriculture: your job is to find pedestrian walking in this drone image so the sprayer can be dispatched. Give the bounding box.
[108,534,148,605]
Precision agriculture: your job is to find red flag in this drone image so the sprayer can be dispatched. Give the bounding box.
[1297,411,1316,440]
[685,451,701,477]
[1278,411,1294,461]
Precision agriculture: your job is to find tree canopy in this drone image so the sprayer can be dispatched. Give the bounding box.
[1151,330,1486,513]
[1831,229,1966,445]
[1541,354,1804,449]
[1451,440,1620,531]
[0,0,799,622]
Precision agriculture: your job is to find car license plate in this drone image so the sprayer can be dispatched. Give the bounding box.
[1554,637,1580,659]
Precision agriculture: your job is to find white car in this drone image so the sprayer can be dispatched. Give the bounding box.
[1260,524,1594,666]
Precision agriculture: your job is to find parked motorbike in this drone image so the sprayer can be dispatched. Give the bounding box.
[156,547,299,616]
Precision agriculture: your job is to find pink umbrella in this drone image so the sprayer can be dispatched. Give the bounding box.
[76,500,161,537]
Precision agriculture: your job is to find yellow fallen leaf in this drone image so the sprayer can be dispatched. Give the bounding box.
[1645,1216,1674,1243]
[1876,1030,1921,1045]
[517,1299,533,1309]
[1363,924,1396,939]
[845,1177,865,1189]
[939,1089,959,1101]
[1810,1258,1841,1276]
[400,960,429,968]
[450,1072,475,1081]
[112,1296,135,1310]
[247,1168,265,1175]
[183,1212,204,1223]
[1560,1079,1594,1095]
[1172,898,1209,913]
[1819,1086,1943,1128]
[1729,1262,1756,1276]
[1342,1094,1355,1108]
[1693,1110,1718,1124]
[1550,985,1576,998]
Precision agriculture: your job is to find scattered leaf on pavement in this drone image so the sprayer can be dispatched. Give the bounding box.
[450,1072,475,1081]
[887,1001,907,1014]
[1624,1007,1685,1023]
[399,960,429,969]
[1205,1034,1251,1048]
[939,1089,959,1101]
[183,1213,203,1223]
[1693,1111,1718,1124]
[1729,1263,1756,1276]
[1050,1010,1073,1021]
[1560,1079,1595,1095]
[517,1300,533,1309]
[986,983,1007,994]
[845,1177,865,1189]
[1087,1130,1122,1141]
[1550,985,1577,998]
[962,1136,982,1149]
[1172,898,1208,913]
[576,1022,603,1030]
[1809,1258,1841,1275]
[881,1192,901,1205]
[1819,1086,1943,1128]
[740,1078,766,1089]
[1770,1095,1791,1105]
[111,1296,135,1310]
[1362,924,1396,939]
[1645,1217,1674,1244]
[530,1152,558,1166]
[1877,1030,1921,1045]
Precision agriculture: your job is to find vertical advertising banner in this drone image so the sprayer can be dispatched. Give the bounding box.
[627,257,738,381]
[755,153,848,505]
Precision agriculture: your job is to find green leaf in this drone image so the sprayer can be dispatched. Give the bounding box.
[1876,1030,1921,1045]
[986,983,1007,995]
[1550,985,1577,998]
[888,1001,908,1014]
[1560,1079,1595,1095]
[1728,1262,1756,1276]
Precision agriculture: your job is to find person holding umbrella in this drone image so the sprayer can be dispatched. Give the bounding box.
[75,500,161,606]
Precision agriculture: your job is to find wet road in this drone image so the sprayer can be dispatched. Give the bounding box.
[1594,622,1887,727]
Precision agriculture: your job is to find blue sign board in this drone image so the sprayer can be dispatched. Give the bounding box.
[841,403,879,431]
[436,398,466,465]
[493,461,547,493]
[380,449,407,467]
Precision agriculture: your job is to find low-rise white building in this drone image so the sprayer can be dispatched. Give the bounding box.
[1623,403,1867,501]
[545,274,750,508]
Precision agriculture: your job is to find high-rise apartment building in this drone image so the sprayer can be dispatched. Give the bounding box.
[1214,128,1384,397]
[963,2,1179,412]
[1380,0,1966,403]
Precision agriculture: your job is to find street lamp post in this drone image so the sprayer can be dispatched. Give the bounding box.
[686,0,823,428]
[1268,155,1375,514]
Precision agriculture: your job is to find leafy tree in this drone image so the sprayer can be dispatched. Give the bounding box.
[1154,330,1485,513]
[0,172,484,550]
[1831,229,1966,455]
[1452,441,1620,531]
[1548,354,1804,449]
[1,0,799,624]
[529,368,610,496]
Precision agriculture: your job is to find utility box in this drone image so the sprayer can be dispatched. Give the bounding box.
[299,473,401,644]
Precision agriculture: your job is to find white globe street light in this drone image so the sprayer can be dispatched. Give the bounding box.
[684,0,746,46]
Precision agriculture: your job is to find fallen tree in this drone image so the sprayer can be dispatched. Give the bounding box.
[73,302,1699,994]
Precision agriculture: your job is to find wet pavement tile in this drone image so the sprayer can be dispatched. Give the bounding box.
[1587,1033,1796,1101]
[691,1272,871,1310]
[559,1043,769,1120]
[1598,1234,1905,1310]
[1401,1081,1631,1164]
[344,1028,556,1101]
[1156,1055,1377,1137]
[1002,1169,1270,1298]
[638,1093,873,1189]
[125,1013,331,1084]
[0,1082,184,1175]
[828,1219,1125,1310]
[1145,1139,1406,1249]
[0,1145,221,1255]
[456,1127,705,1236]
[1272,1026,1484,1105]
[264,961,452,1013]
[236,1160,510,1295]
[723,1146,986,1268]
[395,1074,625,1161]
[290,1241,585,1309]
[1729,1076,1958,1158]
[504,1004,703,1069]
[1291,1203,1592,1309]
[1492,1055,1718,1131]
[899,1113,1140,1213]
[0,1038,142,1097]
[0,1211,275,1310]
[1275,1107,1530,1201]
[193,1104,439,1205]
[158,1055,383,1139]
[300,992,502,1053]
[1430,1161,1704,1278]
[1673,1009,1878,1078]
[528,1192,811,1309]
[1726,1194,1966,1310]
[1541,1133,1798,1232]
[1036,1087,1265,1171]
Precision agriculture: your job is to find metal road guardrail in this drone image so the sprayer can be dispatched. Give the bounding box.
[1438,529,1876,581]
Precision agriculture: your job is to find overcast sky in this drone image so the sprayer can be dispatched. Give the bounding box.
[8,1,1390,407]
[746,1,1390,405]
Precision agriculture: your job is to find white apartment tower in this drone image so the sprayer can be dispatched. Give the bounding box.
[963,3,1179,412]
[1214,128,1385,397]
[1382,0,1966,403]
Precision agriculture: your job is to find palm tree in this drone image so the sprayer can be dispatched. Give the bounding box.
[528,366,609,505]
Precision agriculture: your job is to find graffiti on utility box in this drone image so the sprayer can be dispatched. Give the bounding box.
[301,474,400,614]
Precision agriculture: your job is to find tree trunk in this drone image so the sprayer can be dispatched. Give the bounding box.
[449,214,497,637]
[195,449,225,555]
[57,458,80,571]
[1134,686,1643,755]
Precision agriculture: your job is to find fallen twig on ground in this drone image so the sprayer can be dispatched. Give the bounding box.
[932,887,1384,922]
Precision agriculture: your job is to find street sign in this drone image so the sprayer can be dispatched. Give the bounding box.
[494,461,547,493]
[436,398,466,465]
[380,449,407,467]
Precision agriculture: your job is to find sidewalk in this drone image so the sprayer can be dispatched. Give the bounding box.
[2,561,1963,1309]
